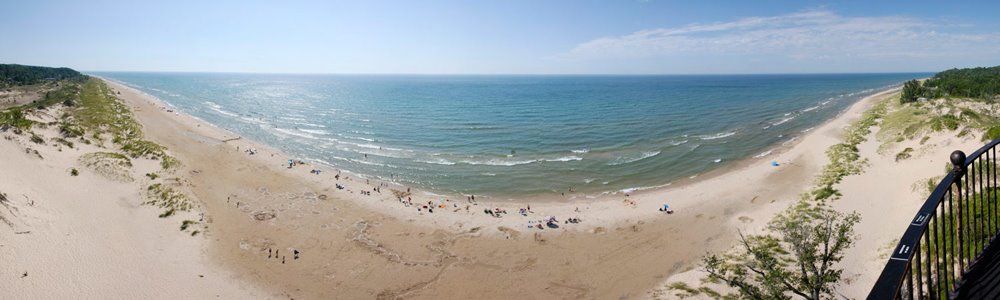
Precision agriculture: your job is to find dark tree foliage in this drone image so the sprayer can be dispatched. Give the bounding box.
[923,66,1000,100]
[0,64,85,88]
[900,79,923,104]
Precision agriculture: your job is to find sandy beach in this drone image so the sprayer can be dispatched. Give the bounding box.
[2,77,979,299]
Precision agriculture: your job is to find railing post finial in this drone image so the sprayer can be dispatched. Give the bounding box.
[952,150,967,178]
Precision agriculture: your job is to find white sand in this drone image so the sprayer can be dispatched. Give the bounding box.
[0,110,268,298]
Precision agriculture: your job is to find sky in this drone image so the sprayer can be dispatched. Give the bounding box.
[2,0,1000,74]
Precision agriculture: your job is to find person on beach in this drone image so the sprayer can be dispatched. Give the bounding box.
[293,250,300,260]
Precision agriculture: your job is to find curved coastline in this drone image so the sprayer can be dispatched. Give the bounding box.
[101,76,900,230]
[95,73,914,199]
[99,75,900,205]
[102,76,906,299]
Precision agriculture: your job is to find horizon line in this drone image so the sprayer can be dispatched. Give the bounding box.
[82,70,938,76]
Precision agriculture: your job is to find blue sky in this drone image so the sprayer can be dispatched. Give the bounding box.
[2,0,999,74]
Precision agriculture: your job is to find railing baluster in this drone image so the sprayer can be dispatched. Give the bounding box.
[915,232,924,298]
[986,151,992,248]
[961,166,967,272]
[905,267,913,300]
[987,147,1000,237]
[948,180,962,289]
[974,157,980,257]
[990,149,996,241]
[980,156,986,253]
[937,199,946,300]
[979,156,985,254]
[928,214,937,300]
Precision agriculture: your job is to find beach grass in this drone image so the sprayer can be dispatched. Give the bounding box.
[145,183,194,216]
[880,97,1000,152]
[0,108,32,131]
[71,78,179,170]
[180,220,199,231]
[811,94,890,200]
[78,152,134,182]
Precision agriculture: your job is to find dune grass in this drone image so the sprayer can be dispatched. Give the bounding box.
[810,95,889,201]
[71,78,180,170]
[145,183,194,217]
[880,97,1000,152]
[78,152,134,182]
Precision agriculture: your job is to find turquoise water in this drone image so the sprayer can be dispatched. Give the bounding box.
[93,73,928,198]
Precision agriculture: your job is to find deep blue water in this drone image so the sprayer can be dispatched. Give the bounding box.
[93,72,929,198]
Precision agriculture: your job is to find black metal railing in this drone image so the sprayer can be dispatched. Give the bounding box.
[869,139,1000,299]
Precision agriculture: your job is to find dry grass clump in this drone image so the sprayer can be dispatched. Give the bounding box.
[145,183,193,217]
[78,152,133,182]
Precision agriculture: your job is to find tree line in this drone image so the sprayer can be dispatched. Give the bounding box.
[902,66,1000,103]
[0,64,85,88]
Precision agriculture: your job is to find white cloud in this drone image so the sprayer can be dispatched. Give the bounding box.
[556,9,1000,71]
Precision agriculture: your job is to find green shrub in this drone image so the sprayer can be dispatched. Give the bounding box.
[158,208,176,218]
[58,122,84,138]
[812,185,841,201]
[930,115,960,131]
[70,168,79,176]
[984,126,1000,142]
[0,108,32,130]
[160,155,180,170]
[120,139,165,158]
[180,220,198,231]
[53,137,74,148]
[895,147,914,162]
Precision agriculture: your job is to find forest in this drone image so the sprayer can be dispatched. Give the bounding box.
[0,64,85,88]
[902,66,1000,103]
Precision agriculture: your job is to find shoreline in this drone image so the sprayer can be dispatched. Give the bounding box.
[99,75,896,203]
[3,76,909,299]
[97,76,896,202]
[102,77,902,234]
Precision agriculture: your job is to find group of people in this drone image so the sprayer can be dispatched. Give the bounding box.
[269,150,616,232]
[242,147,258,155]
[266,247,301,264]
[484,208,508,217]
[287,159,305,169]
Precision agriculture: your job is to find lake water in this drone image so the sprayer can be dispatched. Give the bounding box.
[94,72,929,198]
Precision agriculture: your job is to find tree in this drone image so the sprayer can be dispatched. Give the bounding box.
[900,80,922,104]
[702,200,860,300]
